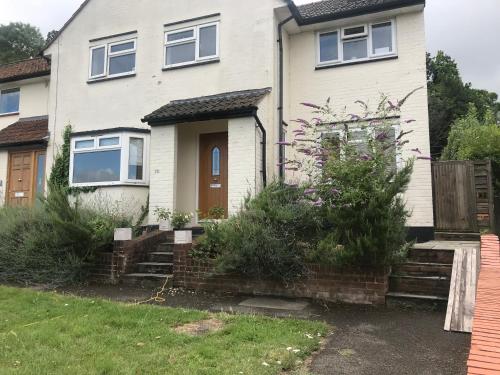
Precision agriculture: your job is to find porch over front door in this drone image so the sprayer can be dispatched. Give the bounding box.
[198,132,228,219]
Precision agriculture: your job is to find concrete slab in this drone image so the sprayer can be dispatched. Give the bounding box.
[413,241,479,250]
[238,297,309,311]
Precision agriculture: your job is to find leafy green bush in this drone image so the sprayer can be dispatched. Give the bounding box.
[193,182,322,281]
[0,184,132,286]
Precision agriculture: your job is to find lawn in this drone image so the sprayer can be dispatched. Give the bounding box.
[0,286,327,375]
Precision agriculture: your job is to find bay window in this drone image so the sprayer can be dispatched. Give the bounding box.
[164,22,219,68]
[317,20,396,66]
[89,38,136,80]
[70,132,149,186]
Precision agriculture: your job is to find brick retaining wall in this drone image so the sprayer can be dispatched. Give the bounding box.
[173,244,389,305]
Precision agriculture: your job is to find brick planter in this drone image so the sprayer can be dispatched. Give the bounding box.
[173,244,389,305]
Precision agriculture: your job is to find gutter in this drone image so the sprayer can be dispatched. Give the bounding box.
[277,15,294,180]
[253,112,267,188]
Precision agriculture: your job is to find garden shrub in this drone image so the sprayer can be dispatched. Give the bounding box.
[196,92,422,277]
[0,183,133,286]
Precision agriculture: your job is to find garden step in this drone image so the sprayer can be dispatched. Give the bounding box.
[136,262,173,274]
[148,252,174,263]
[392,262,452,277]
[157,242,175,252]
[122,273,173,288]
[389,275,451,297]
[408,247,455,264]
[386,292,448,310]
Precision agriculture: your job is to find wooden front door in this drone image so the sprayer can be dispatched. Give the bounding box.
[198,132,228,219]
[7,150,46,207]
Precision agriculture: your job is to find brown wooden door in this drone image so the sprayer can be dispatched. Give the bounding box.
[7,151,35,207]
[432,161,478,232]
[199,132,228,219]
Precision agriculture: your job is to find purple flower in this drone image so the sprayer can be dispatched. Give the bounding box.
[304,188,317,195]
[331,188,341,195]
[375,132,389,141]
[301,102,322,109]
[388,100,398,110]
[349,114,361,121]
[360,155,373,161]
[405,119,416,124]
[276,141,292,146]
[417,156,432,161]
[312,198,324,207]
[411,148,422,154]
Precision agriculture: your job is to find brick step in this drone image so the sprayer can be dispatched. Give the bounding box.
[148,251,174,263]
[392,262,452,277]
[386,292,448,310]
[157,242,175,252]
[136,262,173,274]
[408,248,455,264]
[389,275,450,297]
[435,232,480,241]
[122,273,173,288]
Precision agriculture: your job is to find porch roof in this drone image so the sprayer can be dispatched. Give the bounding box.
[0,116,49,148]
[142,87,271,125]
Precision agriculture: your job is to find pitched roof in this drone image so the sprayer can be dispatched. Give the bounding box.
[142,88,271,125]
[0,57,51,84]
[292,0,425,24]
[0,117,49,148]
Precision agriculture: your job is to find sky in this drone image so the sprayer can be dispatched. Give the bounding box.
[0,0,499,96]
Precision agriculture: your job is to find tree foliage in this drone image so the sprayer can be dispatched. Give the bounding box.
[427,51,500,158]
[0,22,45,64]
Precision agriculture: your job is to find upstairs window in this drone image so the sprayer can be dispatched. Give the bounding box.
[89,39,136,80]
[164,22,219,68]
[70,132,148,186]
[0,88,20,115]
[317,20,396,66]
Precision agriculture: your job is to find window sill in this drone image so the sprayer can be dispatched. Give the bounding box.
[316,55,398,70]
[70,183,149,188]
[87,73,136,84]
[163,59,219,72]
[0,112,19,118]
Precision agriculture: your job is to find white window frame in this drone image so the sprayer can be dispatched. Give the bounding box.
[88,38,137,80]
[164,21,220,69]
[70,131,149,187]
[317,19,397,67]
[0,88,20,115]
[322,122,402,169]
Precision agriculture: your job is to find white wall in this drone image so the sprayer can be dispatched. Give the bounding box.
[0,77,50,129]
[0,150,8,206]
[287,11,433,228]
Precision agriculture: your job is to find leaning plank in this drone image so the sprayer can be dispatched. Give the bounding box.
[445,247,479,333]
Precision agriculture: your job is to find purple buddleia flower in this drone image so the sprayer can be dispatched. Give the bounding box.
[360,155,373,161]
[276,141,293,146]
[411,148,422,154]
[349,114,361,121]
[304,188,317,195]
[405,119,416,124]
[375,132,389,141]
[301,102,322,109]
[388,100,398,110]
[331,188,341,195]
[313,198,324,207]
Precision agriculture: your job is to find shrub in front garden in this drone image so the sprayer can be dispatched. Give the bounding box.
[0,183,132,285]
[195,92,425,278]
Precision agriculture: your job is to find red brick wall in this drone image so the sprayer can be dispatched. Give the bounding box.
[173,244,389,305]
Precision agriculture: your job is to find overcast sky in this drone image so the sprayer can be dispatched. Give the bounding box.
[0,0,498,96]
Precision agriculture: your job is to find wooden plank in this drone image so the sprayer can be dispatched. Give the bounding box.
[445,247,480,333]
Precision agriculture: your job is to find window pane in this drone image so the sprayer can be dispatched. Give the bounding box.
[128,138,144,180]
[91,47,105,77]
[36,153,46,194]
[319,32,338,62]
[0,89,20,114]
[99,137,119,147]
[343,39,368,60]
[199,25,217,58]
[349,129,367,142]
[109,53,135,75]
[167,30,194,42]
[212,147,220,176]
[372,22,393,55]
[73,150,121,183]
[344,26,366,37]
[75,139,94,149]
[166,42,196,65]
[110,41,134,53]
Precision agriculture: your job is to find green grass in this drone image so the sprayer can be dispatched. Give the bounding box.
[0,286,327,375]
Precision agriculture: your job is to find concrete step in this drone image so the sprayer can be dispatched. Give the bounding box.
[122,273,173,288]
[386,292,448,310]
[435,232,480,241]
[389,275,451,297]
[392,262,452,278]
[148,251,174,263]
[136,262,173,274]
[408,247,455,265]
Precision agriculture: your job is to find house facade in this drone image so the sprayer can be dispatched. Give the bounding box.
[0,0,433,239]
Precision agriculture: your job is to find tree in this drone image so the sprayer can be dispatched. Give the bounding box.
[427,51,500,158]
[45,30,59,45]
[0,22,45,64]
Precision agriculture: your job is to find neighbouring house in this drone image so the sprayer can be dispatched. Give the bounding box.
[0,58,51,205]
[0,0,433,240]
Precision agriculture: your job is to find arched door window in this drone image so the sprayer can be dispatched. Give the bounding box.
[212,147,220,176]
